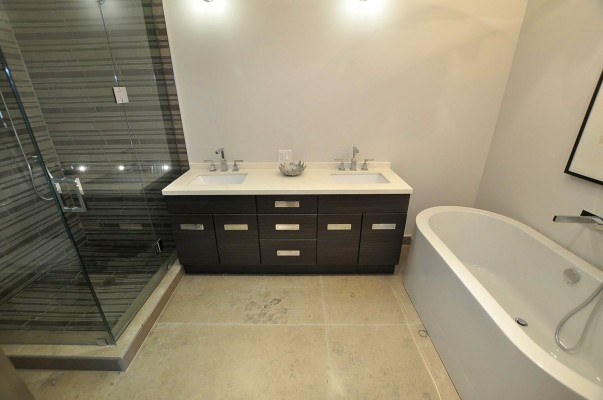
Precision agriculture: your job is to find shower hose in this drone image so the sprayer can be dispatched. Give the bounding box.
[555,283,603,352]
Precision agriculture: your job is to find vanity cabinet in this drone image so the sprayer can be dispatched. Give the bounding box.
[166,194,409,274]
[213,214,260,265]
[316,214,362,265]
[168,214,218,266]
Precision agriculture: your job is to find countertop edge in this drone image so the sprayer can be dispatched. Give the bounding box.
[161,163,413,196]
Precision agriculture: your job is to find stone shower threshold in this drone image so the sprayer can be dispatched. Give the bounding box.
[1,264,183,371]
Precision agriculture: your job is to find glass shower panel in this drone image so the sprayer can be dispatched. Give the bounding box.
[100,0,185,269]
[0,50,113,345]
[0,0,167,341]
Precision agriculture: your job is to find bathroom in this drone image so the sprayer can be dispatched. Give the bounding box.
[1,0,602,399]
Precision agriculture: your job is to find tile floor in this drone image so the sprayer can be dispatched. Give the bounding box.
[18,247,460,400]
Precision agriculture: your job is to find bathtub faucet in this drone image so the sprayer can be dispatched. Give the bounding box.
[553,210,603,230]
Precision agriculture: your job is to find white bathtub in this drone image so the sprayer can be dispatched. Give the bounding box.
[403,207,603,400]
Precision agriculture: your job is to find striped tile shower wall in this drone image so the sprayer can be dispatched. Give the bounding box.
[4,0,188,255]
[0,0,188,338]
[0,2,88,305]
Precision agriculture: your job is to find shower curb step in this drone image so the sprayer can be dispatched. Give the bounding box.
[2,265,183,371]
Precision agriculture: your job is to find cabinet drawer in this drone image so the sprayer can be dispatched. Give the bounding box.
[258,214,317,239]
[257,195,317,214]
[318,195,409,213]
[317,214,361,265]
[260,239,317,265]
[358,213,407,265]
[166,195,256,214]
[169,215,219,266]
[214,214,260,265]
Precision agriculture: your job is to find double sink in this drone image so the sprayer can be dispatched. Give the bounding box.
[189,172,390,185]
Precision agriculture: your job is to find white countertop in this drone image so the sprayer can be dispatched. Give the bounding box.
[162,162,413,195]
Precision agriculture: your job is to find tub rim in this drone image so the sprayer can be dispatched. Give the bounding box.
[414,206,602,400]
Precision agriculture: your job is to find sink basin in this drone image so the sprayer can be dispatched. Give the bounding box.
[330,173,390,184]
[190,173,247,185]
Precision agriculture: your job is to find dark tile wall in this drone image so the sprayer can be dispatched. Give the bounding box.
[0,0,188,338]
[0,3,89,304]
[3,0,188,257]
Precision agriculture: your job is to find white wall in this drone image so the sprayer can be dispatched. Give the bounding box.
[476,0,603,269]
[163,0,527,233]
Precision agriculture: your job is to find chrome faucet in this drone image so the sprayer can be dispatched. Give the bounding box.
[232,160,243,172]
[350,146,359,171]
[215,147,228,171]
[553,210,603,229]
[204,159,216,172]
[361,158,374,171]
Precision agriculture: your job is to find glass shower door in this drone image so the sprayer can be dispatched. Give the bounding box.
[0,0,175,344]
[0,50,114,345]
[44,0,169,339]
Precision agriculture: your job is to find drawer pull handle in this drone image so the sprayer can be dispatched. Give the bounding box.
[327,224,352,231]
[275,224,300,231]
[224,224,249,231]
[372,223,397,230]
[277,250,301,257]
[180,224,204,231]
[274,201,300,208]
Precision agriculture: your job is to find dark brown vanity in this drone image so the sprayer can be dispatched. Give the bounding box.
[166,194,409,274]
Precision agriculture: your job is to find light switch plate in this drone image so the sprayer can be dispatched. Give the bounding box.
[278,150,292,163]
[113,86,129,104]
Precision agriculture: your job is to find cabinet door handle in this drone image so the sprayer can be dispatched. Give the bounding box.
[275,224,300,231]
[180,224,204,231]
[277,250,301,257]
[274,200,300,208]
[327,224,352,231]
[372,223,397,230]
[224,224,249,231]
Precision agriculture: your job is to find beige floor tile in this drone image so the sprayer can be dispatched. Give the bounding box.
[18,369,121,400]
[110,324,330,400]
[18,264,459,400]
[160,275,324,324]
[408,324,461,400]
[386,275,423,325]
[171,274,207,295]
[326,325,439,400]
[321,276,406,324]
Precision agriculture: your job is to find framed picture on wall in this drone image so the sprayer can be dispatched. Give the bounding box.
[565,69,603,186]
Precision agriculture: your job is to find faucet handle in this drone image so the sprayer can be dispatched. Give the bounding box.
[334,159,345,171]
[232,160,243,172]
[361,159,374,171]
[204,159,216,172]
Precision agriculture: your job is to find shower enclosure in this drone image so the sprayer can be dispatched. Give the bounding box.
[0,0,187,345]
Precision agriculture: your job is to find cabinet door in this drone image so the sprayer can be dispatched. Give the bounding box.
[169,215,219,266]
[317,214,362,265]
[358,213,406,265]
[214,214,260,265]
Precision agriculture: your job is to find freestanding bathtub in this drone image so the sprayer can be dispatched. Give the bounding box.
[403,207,603,400]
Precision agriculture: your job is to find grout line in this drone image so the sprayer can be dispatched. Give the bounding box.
[319,276,327,326]
[385,277,410,321]
[386,278,444,400]
[403,320,444,400]
[156,322,408,326]
[319,275,334,393]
